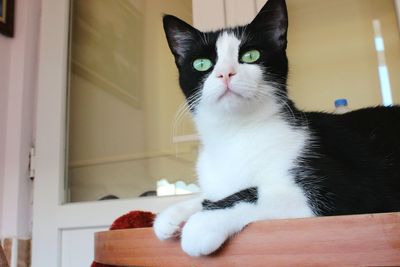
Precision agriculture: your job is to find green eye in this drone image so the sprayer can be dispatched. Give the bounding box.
[241,50,261,63]
[193,58,213,72]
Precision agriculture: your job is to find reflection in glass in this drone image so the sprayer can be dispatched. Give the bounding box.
[67,0,197,203]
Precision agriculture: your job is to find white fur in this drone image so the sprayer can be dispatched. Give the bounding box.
[154,32,314,257]
[201,32,276,114]
[153,197,203,240]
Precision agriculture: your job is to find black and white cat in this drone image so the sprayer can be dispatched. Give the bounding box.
[153,0,400,257]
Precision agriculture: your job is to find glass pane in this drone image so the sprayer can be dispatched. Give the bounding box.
[287,0,400,111]
[66,0,198,203]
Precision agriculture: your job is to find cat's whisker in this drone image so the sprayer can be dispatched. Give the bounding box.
[249,88,298,121]
[172,91,203,138]
[173,103,190,139]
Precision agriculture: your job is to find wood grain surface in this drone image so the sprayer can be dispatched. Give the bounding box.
[0,244,9,267]
[95,212,400,267]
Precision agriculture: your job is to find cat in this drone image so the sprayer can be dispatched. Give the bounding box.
[153,0,400,257]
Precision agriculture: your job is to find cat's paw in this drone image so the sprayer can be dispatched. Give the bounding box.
[181,212,228,257]
[154,198,203,240]
[153,206,187,240]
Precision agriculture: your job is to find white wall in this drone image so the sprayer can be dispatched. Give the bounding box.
[0,0,41,239]
[0,33,11,239]
[287,0,400,111]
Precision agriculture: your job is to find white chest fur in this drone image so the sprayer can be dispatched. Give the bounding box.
[196,112,307,197]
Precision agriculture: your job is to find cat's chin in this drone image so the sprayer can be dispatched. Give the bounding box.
[201,97,263,118]
[195,92,280,124]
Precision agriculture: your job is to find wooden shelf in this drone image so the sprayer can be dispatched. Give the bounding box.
[95,212,400,267]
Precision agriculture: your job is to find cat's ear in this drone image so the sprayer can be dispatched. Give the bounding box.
[163,15,200,65]
[250,0,288,49]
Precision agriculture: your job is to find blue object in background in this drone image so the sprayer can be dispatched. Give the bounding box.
[335,99,348,108]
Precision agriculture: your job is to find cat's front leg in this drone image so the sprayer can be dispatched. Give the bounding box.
[153,197,203,240]
[181,203,260,257]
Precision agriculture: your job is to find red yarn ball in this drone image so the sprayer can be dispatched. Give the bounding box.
[91,210,156,267]
[110,210,155,230]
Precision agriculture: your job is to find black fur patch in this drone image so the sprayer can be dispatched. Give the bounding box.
[202,187,258,211]
[294,106,400,216]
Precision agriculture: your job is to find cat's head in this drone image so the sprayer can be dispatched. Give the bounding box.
[163,0,289,119]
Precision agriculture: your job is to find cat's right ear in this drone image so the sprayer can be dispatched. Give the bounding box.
[163,15,199,66]
[250,0,288,49]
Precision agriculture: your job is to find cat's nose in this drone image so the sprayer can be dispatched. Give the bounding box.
[216,71,236,85]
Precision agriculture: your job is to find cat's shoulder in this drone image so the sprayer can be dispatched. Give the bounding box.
[302,106,400,141]
[304,105,400,124]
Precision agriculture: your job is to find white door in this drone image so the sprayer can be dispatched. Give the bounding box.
[31,1,231,266]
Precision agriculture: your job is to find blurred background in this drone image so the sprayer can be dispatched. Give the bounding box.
[67,0,400,202]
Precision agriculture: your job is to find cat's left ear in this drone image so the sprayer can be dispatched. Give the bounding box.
[250,0,288,49]
[163,15,200,66]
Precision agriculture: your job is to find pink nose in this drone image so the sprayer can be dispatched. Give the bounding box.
[217,71,236,86]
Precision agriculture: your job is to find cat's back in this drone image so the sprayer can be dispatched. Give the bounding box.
[301,106,400,215]
[305,106,400,149]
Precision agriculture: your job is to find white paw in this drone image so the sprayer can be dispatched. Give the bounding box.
[181,212,228,257]
[153,205,191,240]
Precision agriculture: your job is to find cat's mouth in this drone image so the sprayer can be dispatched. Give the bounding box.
[217,88,243,101]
